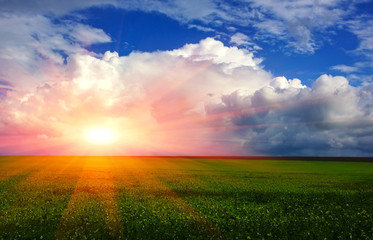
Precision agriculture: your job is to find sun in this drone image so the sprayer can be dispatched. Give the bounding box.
[85,128,116,144]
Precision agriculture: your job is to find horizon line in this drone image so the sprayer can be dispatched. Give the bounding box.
[1,155,372,162]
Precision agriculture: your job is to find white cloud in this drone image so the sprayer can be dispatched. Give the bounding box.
[144,0,355,54]
[188,24,215,32]
[345,17,373,72]
[0,13,111,89]
[331,64,358,73]
[230,32,263,52]
[349,18,373,51]
[254,20,286,37]
[170,37,263,74]
[70,24,111,46]
[0,0,116,15]
[230,33,250,46]
[250,0,350,53]
[0,0,368,55]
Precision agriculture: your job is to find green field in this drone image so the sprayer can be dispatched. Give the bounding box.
[0,156,372,239]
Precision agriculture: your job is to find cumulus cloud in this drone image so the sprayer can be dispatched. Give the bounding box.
[169,38,263,74]
[0,38,271,155]
[0,37,372,156]
[206,73,373,156]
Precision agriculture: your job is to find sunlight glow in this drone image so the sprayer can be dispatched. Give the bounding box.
[85,128,116,144]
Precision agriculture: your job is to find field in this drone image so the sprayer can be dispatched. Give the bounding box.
[0,156,372,239]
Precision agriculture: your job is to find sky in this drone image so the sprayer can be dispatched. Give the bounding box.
[0,0,372,156]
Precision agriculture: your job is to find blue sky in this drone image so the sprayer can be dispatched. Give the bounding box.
[80,9,212,58]
[0,0,373,156]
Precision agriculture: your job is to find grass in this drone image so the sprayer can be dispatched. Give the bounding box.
[0,156,372,239]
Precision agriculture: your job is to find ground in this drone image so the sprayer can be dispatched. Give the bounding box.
[0,156,372,239]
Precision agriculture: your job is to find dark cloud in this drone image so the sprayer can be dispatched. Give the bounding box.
[206,74,373,156]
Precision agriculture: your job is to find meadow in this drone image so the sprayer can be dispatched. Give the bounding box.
[0,156,372,239]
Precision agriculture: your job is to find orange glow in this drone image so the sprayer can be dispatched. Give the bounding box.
[0,49,237,156]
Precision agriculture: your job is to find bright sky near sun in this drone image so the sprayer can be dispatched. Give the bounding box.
[85,128,116,144]
[0,0,372,156]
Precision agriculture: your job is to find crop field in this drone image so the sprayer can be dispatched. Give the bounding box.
[0,156,372,239]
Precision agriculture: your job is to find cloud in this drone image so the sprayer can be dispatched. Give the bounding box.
[348,18,373,52]
[115,0,373,59]
[331,64,358,73]
[206,73,373,156]
[252,0,354,52]
[230,33,251,46]
[188,24,215,32]
[69,24,111,46]
[0,0,370,56]
[0,37,372,156]
[169,38,263,74]
[0,12,111,90]
[229,33,262,52]
[129,0,352,53]
[0,0,115,15]
[0,1,351,51]
[0,38,271,155]
[345,16,373,73]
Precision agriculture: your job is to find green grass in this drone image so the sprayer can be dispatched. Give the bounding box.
[0,156,372,239]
